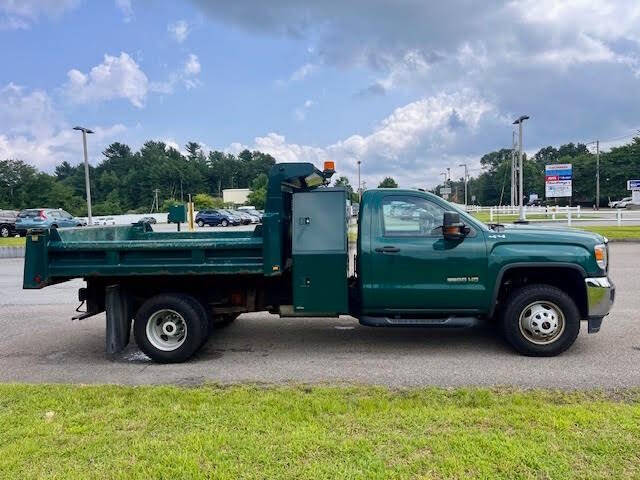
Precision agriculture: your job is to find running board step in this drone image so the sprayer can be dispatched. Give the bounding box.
[359,316,480,328]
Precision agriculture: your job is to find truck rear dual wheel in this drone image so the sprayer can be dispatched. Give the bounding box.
[134,294,208,363]
[501,284,581,357]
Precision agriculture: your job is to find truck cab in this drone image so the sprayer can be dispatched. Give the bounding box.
[23,162,614,362]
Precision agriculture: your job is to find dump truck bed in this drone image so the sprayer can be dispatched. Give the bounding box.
[24,223,264,289]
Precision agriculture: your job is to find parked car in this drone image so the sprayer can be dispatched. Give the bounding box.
[609,197,632,208]
[95,217,116,226]
[238,208,263,222]
[231,210,254,225]
[195,209,237,227]
[219,210,243,225]
[0,210,18,238]
[139,216,157,224]
[15,208,83,235]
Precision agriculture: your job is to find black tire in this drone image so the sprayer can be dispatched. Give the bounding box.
[50,224,58,229]
[134,294,207,363]
[501,284,580,357]
[197,220,205,227]
[221,219,229,227]
[0,225,10,238]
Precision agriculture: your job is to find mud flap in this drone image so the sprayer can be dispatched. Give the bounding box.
[105,284,133,354]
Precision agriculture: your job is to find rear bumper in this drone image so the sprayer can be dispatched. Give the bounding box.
[585,276,615,333]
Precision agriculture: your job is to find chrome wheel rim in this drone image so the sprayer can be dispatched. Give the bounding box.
[0,227,8,238]
[146,309,187,351]
[519,301,565,345]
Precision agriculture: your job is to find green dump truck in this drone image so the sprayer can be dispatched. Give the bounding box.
[23,162,614,362]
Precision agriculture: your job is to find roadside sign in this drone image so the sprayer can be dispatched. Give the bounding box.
[545,164,572,198]
[440,187,452,195]
[627,180,640,190]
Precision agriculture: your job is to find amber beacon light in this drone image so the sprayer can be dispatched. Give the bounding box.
[323,160,335,171]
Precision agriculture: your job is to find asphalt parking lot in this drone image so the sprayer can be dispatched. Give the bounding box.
[0,243,638,389]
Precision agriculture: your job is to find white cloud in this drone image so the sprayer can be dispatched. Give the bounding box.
[184,54,201,75]
[0,83,125,170]
[65,52,149,108]
[277,62,317,86]
[148,53,203,93]
[0,0,79,29]
[168,19,190,43]
[115,0,134,23]
[293,99,315,121]
[230,90,495,187]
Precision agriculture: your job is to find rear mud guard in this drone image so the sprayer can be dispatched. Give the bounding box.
[105,284,133,355]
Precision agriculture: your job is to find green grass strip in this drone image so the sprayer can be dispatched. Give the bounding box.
[0,237,25,247]
[576,226,640,239]
[1,384,639,479]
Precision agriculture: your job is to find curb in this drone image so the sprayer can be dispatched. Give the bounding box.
[0,246,25,258]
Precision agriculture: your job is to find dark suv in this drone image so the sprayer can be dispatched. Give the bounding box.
[195,209,237,227]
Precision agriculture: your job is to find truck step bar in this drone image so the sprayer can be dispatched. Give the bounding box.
[359,316,480,328]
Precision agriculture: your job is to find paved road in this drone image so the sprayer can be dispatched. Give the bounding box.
[1,244,638,388]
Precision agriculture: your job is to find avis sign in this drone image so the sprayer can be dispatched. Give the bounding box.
[545,164,572,198]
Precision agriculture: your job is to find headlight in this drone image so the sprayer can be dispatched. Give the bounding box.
[594,244,607,270]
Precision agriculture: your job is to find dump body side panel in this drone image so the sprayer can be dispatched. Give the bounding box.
[23,224,264,289]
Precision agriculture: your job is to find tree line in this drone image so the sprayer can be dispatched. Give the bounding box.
[2,137,639,214]
[0,141,276,215]
[436,138,640,206]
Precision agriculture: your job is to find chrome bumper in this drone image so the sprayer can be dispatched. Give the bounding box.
[585,276,615,318]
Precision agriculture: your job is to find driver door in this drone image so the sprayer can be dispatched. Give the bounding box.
[364,193,488,315]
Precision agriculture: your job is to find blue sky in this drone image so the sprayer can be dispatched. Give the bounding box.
[2,0,640,187]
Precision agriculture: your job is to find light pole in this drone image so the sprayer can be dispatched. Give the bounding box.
[512,115,529,223]
[458,163,468,207]
[511,130,517,208]
[73,126,94,225]
[357,160,362,202]
[586,139,601,209]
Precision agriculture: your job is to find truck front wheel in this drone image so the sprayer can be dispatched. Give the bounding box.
[134,294,207,363]
[501,284,580,357]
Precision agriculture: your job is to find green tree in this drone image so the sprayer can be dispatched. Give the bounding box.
[247,173,268,209]
[193,193,217,210]
[378,177,398,188]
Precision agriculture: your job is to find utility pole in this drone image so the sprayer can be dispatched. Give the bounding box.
[357,160,362,202]
[73,126,94,225]
[587,139,602,209]
[513,115,529,223]
[511,131,517,208]
[151,189,160,213]
[596,140,600,210]
[458,163,468,207]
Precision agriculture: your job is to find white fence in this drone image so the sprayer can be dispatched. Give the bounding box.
[466,205,640,226]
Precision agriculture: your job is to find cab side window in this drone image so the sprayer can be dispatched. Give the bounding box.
[381,196,445,237]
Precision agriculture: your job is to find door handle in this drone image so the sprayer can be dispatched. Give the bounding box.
[375,246,400,253]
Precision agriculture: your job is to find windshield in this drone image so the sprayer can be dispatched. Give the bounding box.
[18,209,41,218]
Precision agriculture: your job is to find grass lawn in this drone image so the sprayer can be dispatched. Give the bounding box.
[0,237,25,247]
[576,225,640,240]
[1,384,639,479]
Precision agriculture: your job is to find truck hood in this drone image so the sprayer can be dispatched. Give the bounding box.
[487,223,606,247]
